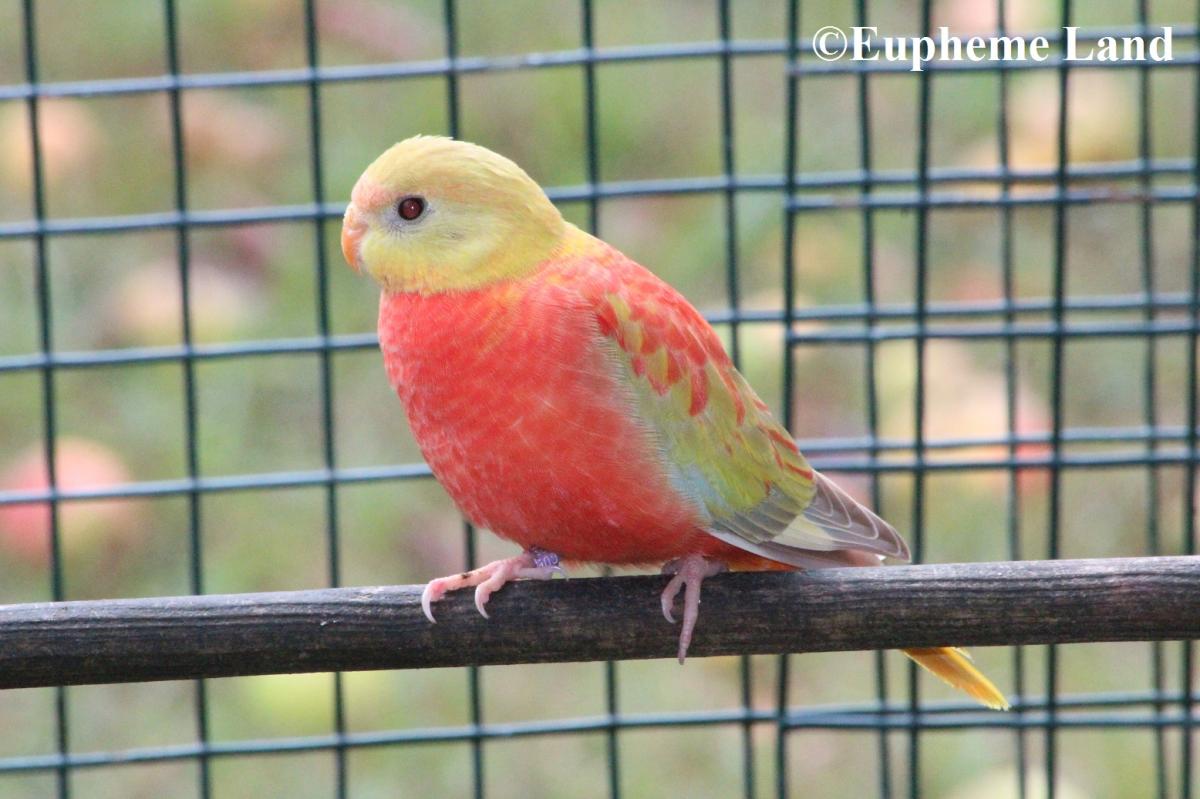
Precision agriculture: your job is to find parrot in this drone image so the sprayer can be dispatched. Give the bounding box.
[341,135,1008,711]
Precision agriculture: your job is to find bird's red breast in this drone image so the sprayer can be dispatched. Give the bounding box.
[379,269,699,564]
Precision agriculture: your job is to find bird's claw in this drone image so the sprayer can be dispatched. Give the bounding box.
[420,548,565,623]
[660,554,727,663]
[421,579,448,623]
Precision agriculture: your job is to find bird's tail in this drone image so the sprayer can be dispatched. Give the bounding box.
[902,647,1009,710]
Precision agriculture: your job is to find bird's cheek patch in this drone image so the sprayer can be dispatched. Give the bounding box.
[360,233,410,282]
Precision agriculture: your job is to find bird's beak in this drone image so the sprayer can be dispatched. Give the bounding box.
[341,204,366,274]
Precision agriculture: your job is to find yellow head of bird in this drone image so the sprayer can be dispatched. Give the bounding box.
[341,136,566,294]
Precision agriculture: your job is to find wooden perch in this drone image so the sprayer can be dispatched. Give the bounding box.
[0,556,1197,690]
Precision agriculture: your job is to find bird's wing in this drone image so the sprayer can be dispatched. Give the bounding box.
[579,243,909,565]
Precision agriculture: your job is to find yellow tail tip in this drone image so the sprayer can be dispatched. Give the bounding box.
[903,647,1010,711]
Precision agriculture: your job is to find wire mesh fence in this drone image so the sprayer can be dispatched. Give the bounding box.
[0,0,1197,797]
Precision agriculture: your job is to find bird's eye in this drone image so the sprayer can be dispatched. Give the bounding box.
[398,196,426,221]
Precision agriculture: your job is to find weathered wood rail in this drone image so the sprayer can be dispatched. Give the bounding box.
[0,556,1196,689]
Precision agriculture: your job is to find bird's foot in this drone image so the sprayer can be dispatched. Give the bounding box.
[660,554,727,664]
[421,547,564,623]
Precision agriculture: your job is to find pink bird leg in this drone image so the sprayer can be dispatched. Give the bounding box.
[660,554,728,663]
[421,547,564,622]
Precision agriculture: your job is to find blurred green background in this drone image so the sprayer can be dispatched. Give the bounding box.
[0,0,1198,797]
